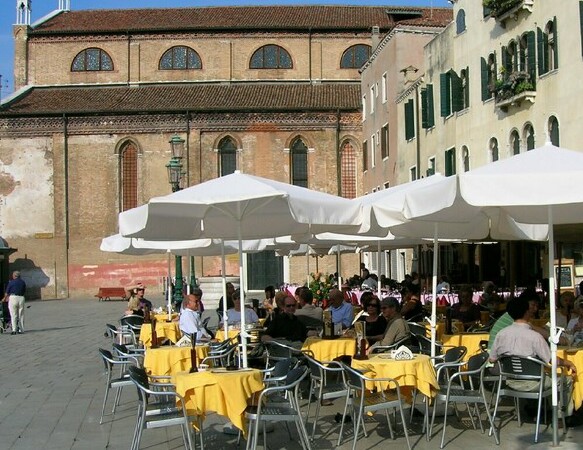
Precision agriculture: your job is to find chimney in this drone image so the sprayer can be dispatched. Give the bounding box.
[371,26,381,50]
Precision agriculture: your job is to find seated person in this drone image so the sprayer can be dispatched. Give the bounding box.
[451,286,481,329]
[179,290,211,341]
[369,297,410,353]
[358,292,387,344]
[217,282,235,316]
[224,289,259,326]
[436,275,451,294]
[490,295,576,419]
[294,287,323,329]
[479,281,503,314]
[125,283,150,316]
[327,288,353,329]
[262,296,307,343]
[361,269,378,291]
[400,286,424,321]
[263,290,287,328]
[263,285,276,312]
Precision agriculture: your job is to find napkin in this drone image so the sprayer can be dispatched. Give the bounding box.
[392,345,414,361]
[176,335,192,347]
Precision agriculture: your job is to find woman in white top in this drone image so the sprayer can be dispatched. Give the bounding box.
[224,289,259,326]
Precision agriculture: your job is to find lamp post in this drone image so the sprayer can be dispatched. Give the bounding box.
[166,135,185,308]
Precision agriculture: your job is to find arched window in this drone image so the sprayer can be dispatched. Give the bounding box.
[549,116,560,146]
[218,136,237,176]
[489,138,499,162]
[340,44,372,69]
[340,141,357,199]
[159,46,202,70]
[503,40,518,74]
[290,138,308,187]
[460,68,469,109]
[456,9,466,34]
[250,45,292,69]
[72,48,113,71]
[462,146,470,172]
[523,124,535,150]
[510,130,520,155]
[119,141,138,211]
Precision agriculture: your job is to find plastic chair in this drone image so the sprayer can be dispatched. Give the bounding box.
[429,352,499,448]
[98,348,136,424]
[129,370,203,450]
[337,362,411,450]
[492,355,565,443]
[304,354,348,439]
[244,366,311,450]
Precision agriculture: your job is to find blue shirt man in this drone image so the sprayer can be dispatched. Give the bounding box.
[6,273,26,296]
[327,288,353,329]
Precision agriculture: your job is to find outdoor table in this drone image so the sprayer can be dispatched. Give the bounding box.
[144,344,210,376]
[441,333,489,361]
[557,347,583,410]
[301,336,356,362]
[173,368,264,434]
[351,353,438,400]
[152,312,179,322]
[139,321,182,348]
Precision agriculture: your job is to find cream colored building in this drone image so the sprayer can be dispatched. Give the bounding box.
[364,0,583,288]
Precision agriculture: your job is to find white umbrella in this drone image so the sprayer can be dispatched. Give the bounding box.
[458,143,583,445]
[118,172,365,367]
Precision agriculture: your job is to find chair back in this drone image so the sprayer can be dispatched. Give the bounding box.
[128,365,149,386]
[498,355,546,382]
[105,323,117,338]
[408,322,428,338]
[283,366,309,391]
[112,343,130,355]
[271,357,298,379]
[416,334,443,356]
[444,346,467,364]
[120,314,144,330]
[341,363,366,392]
[465,352,489,388]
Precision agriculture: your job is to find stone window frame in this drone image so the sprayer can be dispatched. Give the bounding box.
[340,138,358,199]
[159,45,202,70]
[115,139,142,212]
[340,44,372,69]
[249,44,293,69]
[71,47,114,72]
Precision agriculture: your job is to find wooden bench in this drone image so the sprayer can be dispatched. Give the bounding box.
[96,287,127,302]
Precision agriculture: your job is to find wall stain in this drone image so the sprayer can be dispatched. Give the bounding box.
[0,172,17,196]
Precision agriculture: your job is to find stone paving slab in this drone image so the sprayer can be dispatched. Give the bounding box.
[0,296,582,449]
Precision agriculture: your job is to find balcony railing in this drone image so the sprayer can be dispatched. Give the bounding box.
[484,0,534,25]
[491,70,536,111]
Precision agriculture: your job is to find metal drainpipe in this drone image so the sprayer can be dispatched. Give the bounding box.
[185,111,190,185]
[414,84,422,275]
[126,32,131,85]
[309,28,312,82]
[336,109,341,195]
[63,114,70,297]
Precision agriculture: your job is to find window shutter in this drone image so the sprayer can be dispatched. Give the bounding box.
[404,99,415,140]
[580,3,583,59]
[554,16,559,69]
[451,71,464,112]
[362,141,368,171]
[427,84,435,128]
[421,88,428,129]
[440,72,451,117]
[543,31,549,73]
[537,27,546,76]
[501,46,508,77]
[464,66,470,108]
[481,57,490,101]
[527,31,536,89]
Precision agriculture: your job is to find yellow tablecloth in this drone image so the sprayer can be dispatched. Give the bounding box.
[558,347,583,411]
[351,354,438,399]
[441,333,489,361]
[423,322,446,341]
[139,321,182,348]
[152,313,179,322]
[144,345,210,376]
[301,337,356,362]
[215,329,240,342]
[173,369,264,434]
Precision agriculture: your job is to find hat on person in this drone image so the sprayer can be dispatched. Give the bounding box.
[380,297,400,309]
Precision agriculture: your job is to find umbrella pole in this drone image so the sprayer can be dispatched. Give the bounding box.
[547,207,560,446]
[238,225,248,368]
[167,250,172,319]
[377,240,382,299]
[221,241,228,337]
[431,224,438,359]
[307,252,310,286]
[337,246,342,287]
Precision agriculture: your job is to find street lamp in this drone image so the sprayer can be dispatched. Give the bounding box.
[166,135,185,307]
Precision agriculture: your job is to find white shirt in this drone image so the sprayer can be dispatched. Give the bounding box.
[225,307,259,325]
[361,277,378,291]
[179,308,210,341]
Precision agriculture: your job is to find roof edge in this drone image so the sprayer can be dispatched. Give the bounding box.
[31,9,67,29]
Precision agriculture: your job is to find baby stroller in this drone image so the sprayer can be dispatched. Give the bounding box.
[0,301,10,333]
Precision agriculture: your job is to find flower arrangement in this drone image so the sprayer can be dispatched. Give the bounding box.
[490,70,534,102]
[309,272,333,305]
[483,0,522,17]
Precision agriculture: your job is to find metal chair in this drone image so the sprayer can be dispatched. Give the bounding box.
[112,343,145,367]
[129,369,203,450]
[120,315,144,346]
[244,366,312,450]
[304,354,348,440]
[98,348,137,424]
[338,362,411,450]
[429,352,499,448]
[492,355,565,443]
[105,323,134,346]
[370,335,414,354]
[416,334,445,356]
[264,340,310,367]
[200,342,238,368]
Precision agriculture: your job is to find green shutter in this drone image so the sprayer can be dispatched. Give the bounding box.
[580,3,583,58]
[501,46,508,77]
[465,66,470,108]
[543,31,549,73]
[481,57,490,101]
[554,16,559,69]
[527,31,536,89]
[451,71,463,112]
[427,84,435,128]
[537,27,546,75]
[405,99,415,140]
[440,72,451,117]
[421,88,428,129]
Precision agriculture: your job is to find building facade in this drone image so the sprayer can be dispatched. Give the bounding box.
[0,3,450,298]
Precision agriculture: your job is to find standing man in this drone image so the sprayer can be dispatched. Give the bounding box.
[179,289,210,341]
[3,271,26,335]
[327,288,353,329]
